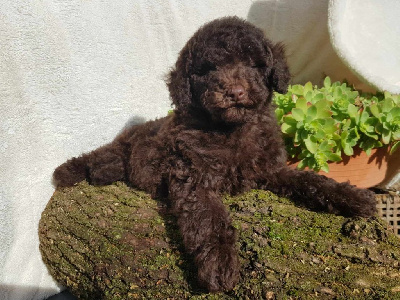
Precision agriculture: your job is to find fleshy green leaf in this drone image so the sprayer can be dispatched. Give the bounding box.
[304,81,313,96]
[342,119,352,131]
[281,123,297,135]
[296,97,308,112]
[382,129,391,144]
[313,92,324,103]
[369,103,380,118]
[307,105,317,119]
[360,110,370,123]
[297,159,307,170]
[291,85,304,96]
[343,144,354,156]
[390,107,400,118]
[384,91,392,100]
[324,76,331,89]
[326,152,342,162]
[275,108,284,121]
[305,137,318,154]
[320,163,330,173]
[347,104,358,119]
[292,108,305,121]
[323,119,337,134]
[314,129,326,140]
[382,98,394,113]
[305,91,313,103]
[390,141,400,154]
[283,115,298,125]
[393,129,400,140]
[333,87,342,99]
[320,140,334,151]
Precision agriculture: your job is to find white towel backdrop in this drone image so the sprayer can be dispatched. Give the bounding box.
[329,0,400,94]
[0,1,380,299]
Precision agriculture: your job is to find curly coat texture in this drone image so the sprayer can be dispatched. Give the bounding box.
[53,17,377,292]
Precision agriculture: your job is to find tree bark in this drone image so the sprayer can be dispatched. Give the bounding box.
[39,181,400,299]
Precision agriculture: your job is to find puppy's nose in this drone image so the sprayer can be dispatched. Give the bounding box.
[228,85,245,101]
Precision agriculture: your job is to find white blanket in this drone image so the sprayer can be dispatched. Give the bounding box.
[329,0,400,94]
[0,1,388,299]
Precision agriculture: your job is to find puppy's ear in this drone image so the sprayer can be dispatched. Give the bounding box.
[166,47,192,114]
[268,42,291,94]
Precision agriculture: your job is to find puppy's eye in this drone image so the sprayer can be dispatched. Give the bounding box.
[251,63,267,69]
[194,64,217,76]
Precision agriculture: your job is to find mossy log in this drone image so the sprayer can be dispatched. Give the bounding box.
[39,182,400,299]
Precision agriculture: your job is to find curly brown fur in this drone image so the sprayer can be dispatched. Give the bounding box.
[53,17,377,292]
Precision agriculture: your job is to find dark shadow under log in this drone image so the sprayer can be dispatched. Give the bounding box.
[39,181,400,299]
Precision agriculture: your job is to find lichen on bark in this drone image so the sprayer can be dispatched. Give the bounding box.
[39,181,400,299]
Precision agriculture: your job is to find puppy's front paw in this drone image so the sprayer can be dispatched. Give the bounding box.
[53,157,87,187]
[196,243,239,292]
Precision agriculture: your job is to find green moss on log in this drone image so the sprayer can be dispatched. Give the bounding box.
[39,182,400,299]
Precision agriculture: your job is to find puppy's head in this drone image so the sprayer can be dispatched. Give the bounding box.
[167,17,290,125]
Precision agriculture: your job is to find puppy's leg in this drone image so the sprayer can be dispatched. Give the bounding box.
[169,164,239,292]
[53,142,127,187]
[265,167,377,217]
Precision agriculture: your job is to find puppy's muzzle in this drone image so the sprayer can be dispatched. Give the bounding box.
[228,85,245,102]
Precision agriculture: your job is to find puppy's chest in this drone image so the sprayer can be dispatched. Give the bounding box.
[175,130,264,172]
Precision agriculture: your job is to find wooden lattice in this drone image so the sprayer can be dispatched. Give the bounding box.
[376,192,400,237]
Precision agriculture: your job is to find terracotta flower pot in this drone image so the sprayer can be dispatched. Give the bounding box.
[288,147,391,188]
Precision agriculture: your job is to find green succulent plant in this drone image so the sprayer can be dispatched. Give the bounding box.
[274,77,400,173]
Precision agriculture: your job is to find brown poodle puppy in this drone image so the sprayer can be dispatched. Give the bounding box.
[54,17,377,292]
